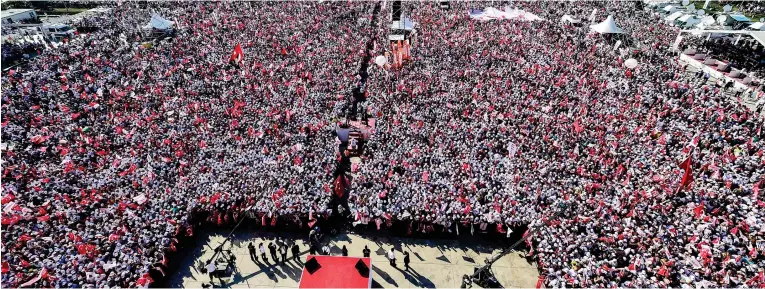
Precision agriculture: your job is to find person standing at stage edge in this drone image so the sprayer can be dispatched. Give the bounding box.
[259,243,267,262]
[342,245,349,256]
[269,242,278,261]
[280,244,288,263]
[248,242,258,262]
[388,248,396,267]
[206,261,217,286]
[403,252,410,270]
[363,246,371,258]
[291,243,300,261]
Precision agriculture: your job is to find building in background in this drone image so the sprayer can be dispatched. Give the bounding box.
[1,9,37,24]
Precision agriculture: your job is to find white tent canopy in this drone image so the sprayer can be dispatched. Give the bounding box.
[750,22,765,31]
[663,5,682,14]
[590,15,625,34]
[561,15,581,23]
[468,7,543,21]
[752,31,765,47]
[666,11,685,22]
[677,15,701,27]
[143,13,174,30]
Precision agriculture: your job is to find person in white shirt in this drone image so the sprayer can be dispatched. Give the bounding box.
[388,248,396,267]
[205,261,217,285]
[259,243,267,262]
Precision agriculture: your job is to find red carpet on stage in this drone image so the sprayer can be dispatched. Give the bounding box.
[298,255,372,288]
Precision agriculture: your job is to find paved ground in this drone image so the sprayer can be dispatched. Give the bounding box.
[169,230,538,288]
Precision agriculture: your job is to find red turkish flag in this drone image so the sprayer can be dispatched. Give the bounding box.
[229,44,244,64]
[333,175,348,198]
[679,155,694,189]
[693,204,704,219]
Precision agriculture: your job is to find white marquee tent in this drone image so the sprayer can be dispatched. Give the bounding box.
[561,15,581,24]
[468,7,543,22]
[590,15,625,34]
[666,11,685,22]
[143,13,174,30]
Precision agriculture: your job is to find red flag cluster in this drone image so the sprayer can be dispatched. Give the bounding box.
[390,40,411,69]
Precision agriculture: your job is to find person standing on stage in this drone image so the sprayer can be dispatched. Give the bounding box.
[388,248,396,267]
[403,252,410,270]
[206,261,217,286]
[248,242,258,262]
[280,244,288,263]
[269,242,278,261]
[259,243,267,262]
[292,243,301,260]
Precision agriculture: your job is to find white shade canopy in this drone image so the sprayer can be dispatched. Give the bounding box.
[666,11,685,22]
[468,7,543,21]
[561,15,581,23]
[590,15,625,34]
[143,13,174,30]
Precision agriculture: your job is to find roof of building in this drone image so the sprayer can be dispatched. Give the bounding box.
[730,14,751,22]
[1,9,35,19]
[42,8,111,24]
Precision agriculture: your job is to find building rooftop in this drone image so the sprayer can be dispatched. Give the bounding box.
[41,8,111,24]
[1,9,35,19]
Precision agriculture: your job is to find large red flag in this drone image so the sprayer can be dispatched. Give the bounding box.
[693,204,704,219]
[535,275,546,289]
[229,44,244,64]
[333,175,347,198]
[679,155,694,189]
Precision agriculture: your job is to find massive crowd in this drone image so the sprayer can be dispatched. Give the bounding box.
[1,1,764,288]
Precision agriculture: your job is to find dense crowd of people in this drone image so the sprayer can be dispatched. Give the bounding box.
[360,1,765,288]
[1,1,764,288]
[2,2,372,287]
[1,42,45,68]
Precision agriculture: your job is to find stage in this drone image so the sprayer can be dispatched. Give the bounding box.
[169,231,539,288]
[298,255,372,288]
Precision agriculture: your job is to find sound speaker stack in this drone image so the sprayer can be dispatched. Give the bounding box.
[355,259,370,277]
[304,257,322,274]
